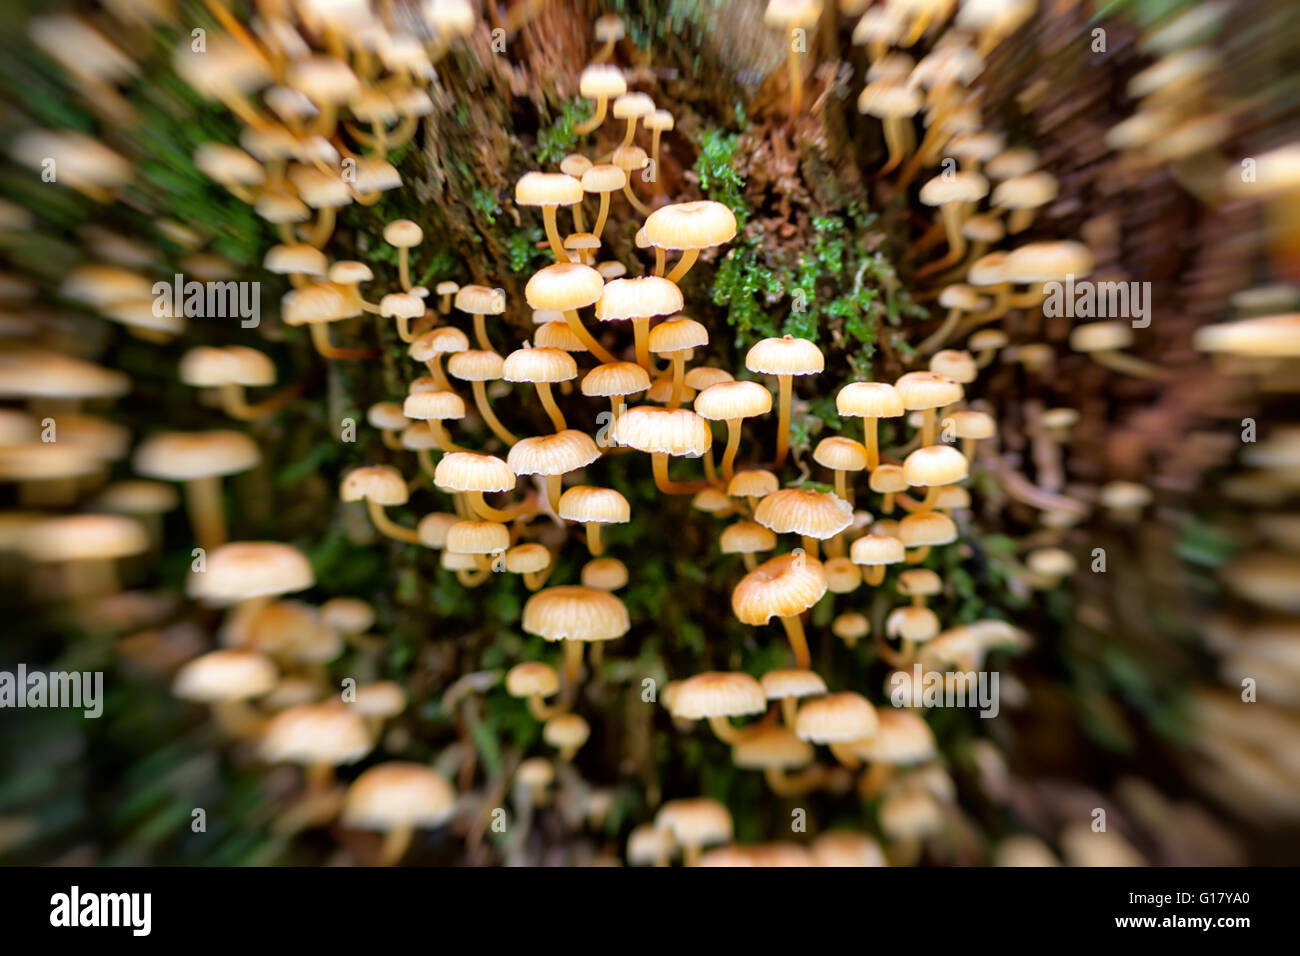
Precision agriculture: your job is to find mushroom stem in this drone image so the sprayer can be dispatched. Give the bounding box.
[623,181,651,216]
[381,428,404,451]
[801,536,819,559]
[456,567,490,587]
[185,474,227,552]
[210,699,265,739]
[305,206,337,248]
[542,206,570,263]
[764,765,825,798]
[526,693,563,722]
[467,491,532,523]
[916,485,943,514]
[880,117,911,175]
[632,317,654,371]
[219,379,305,420]
[416,448,439,482]
[916,205,967,278]
[438,292,453,315]
[585,522,605,557]
[833,469,848,501]
[425,357,453,390]
[905,545,931,563]
[592,193,612,240]
[664,248,700,285]
[863,418,881,470]
[781,697,799,729]
[858,762,894,800]
[667,354,686,409]
[379,824,414,866]
[1008,208,1035,233]
[779,613,811,669]
[563,309,616,364]
[650,129,664,179]
[962,436,978,461]
[573,96,608,136]
[308,321,376,360]
[774,374,793,467]
[864,565,886,586]
[563,639,584,685]
[398,248,412,291]
[920,407,937,447]
[305,762,334,793]
[471,380,518,446]
[708,714,749,745]
[394,316,417,343]
[471,313,493,352]
[366,499,421,544]
[650,452,706,495]
[683,841,703,868]
[917,308,964,355]
[535,383,567,431]
[652,247,666,277]
[786,41,803,120]
[1091,350,1173,380]
[721,419,743,481]
[742,553,758,571]
[428,421,470,454]
[829,742,862,769]
[523,567,553,591]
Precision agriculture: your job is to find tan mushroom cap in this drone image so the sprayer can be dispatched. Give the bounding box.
[720,520,777,555]
[415,512,458,549]
[612,145,648,172]
[340,465,409,505]
[727,469,780,499]
[578,64,628,99]
[947,409,995,439]
[188,541,314,605]
[993,170,1058,210]
[1070,320,1132,352]
[595,276,683,320]
[969,329,1009,351]
[919,171,990,207]
[684,366,734,391]
[810,831,887,867]
[894,371,963,410]
[898,511,958,547]
[879,790,944,840]
[597,260,627,280]
[505,543,552,574]
[961,214,1004,244]
[656,798,733,847]
[264,242,328,275]
[282,283,361,325]
[967,252,1008,287]
[857,79,922,117]
[525,262,605,311]
[930,349,977,383]
[367,402,410,431]
[732,727,815,769]
[447,349,505,381]
[824,556,862,593]
[643,200,737,250]
[887,605,941,642]
[869,464,908,494]
[522,585,630,642]
[445,520,510,555]
[612,91,655,119]
[434,452,516,493]
[260,702,372,766]
[582,361,651,397]
[134,430,261,481]
[795,692,878,743]
[581,556,627,590]
[694,380,772,421]
[851,533,906,566]
[320,596,375,634]
[544,712,591,750]
[534,321,585,351]
[342,762,456,830]
[613,406,712,457]
[172,648,278,703]
[179,347,276,388]
[560,154,593,179]
[760,668,828,700]
[503,346,578,383]
[670,671,766,719]
[403,389,466,421]
[837,381,904,418]
[454,284,506,315]
[1003,241,1093,283]
[95,479,180,515]
[380,292,424,320]
[746,335,824,376]
[902,445,969,486]
[351,681,406,717]
[814,437,869,472]
[985,147,1039,181]
[581,164,628,195]
[832,612,871,640]
[506,661,560,698]
[1194,314,1300,357]
[648,316,709,354]
[732,552,828,624]
[755,488,854,539]
[17,512,146,564]
[507,430,600,476]
[515,171,583,207]
[558,486,631,523]
[627,823,677,864]
[329,260,374,285]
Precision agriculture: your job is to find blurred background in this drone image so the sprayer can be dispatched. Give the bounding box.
[1,0,1299,867]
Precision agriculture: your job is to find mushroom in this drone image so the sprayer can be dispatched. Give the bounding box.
[642,200,738,284]
[454,284,507,353]
[522,585,630,685]
[341,762,456,866]
[446,350,514,447]
[595,275,684,373]
[648,316,709,409]
[525,261,614,365]
[746,335,825,467]
[134,430,260,552]
[1070,321,1171,379]
[573,64,627,136]
[732,552,828,668]
[794,691,879,769]
[612,406,713,494]
[502,346,579,432]
[655,798,733,867]
[340,465,423,544]
[670,671,766,744]
[764,0,825,120]
[507,430,601,513]
[694,381,773,481]
[516,172,584,264]
[557,485,630,557]
[858,80,922,175]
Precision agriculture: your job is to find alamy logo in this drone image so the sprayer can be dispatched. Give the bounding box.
[0,665,102,718]
[1042,273,1150,328]
[50,886,151,936]
[889,663,1000,718]
[152,274,261,328]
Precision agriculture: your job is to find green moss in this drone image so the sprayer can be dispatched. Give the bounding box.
[535,99,593,166]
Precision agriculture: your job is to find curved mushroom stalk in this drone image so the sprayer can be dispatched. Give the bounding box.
[779,613,811,669]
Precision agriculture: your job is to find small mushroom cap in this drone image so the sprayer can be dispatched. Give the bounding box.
[454,284,506,315]
[727,469,780,499]
[515,171,583,207]
[582,361,651,397]
[578,64,627,99]
[898,511,958,547]
[342,762,456,830]
[173,648,278,702]
[627,823,677,864]
[854,710,937,764]
[352,681,407,717]
[869,463,909,494]
[188,541,314,604]
[946,409,995,439]
[850,533,906,566]
[969,329,1009,350]
[260,702,372,766]
[611,91,655,119]
[329,260,374,285]
[961,214,1004,244]
[814,437,869,472]
[732,727,815,769]
[581,163,627,193]
[282,283,361,325]
[671,671,766,719]
[507,430,600,476]
[919,171,989,206]
[857,79,922,118]
[947,130,1004,164]
[929,349,977,383]
[263,242,328,276]
[564,232,602,254]
[1194,314,1300,357]
[694,380,772,421]
[134,430,260,480]
[879,790,944,841]
[692,487,733,514]
[543,712,591,749]
[755,488,854,539]
[836,381,906,421]
[1003,241,1093,283]
[409,326,469,362]
[95,479,180,515]
[522,585,630,642]
[341,464,409,505]
[648,316,709,354]
[1026,547,1077,577]
[684,366,734,390]
[525,261,605,311]
[644,108,674,131]
[320,596,375,634]
[643,200,737,250]
[894,370,963,410]
[558,485,631,524]
[445,520,510,555]
[902,445,969,486]
[656,798,733,847]
[596,260,627,280]
[380,292,425,319]
[824,556,862,593]
[506,661,560,698]
[720,520,777,555]
[581,556,628,590]
[887,605,941,642]
[447,349,505,382]
[810,831,887,867]
[534,321,585,352]
[992,170,1058,209]
[967,252,1009,286]
[898,568,943,597]
[746,335,824,376]
[560,154,593,178]
[732,552,828,624]
[403,389,465,422]
[1070,320,1132,352]
[503,346,578,384]
[832,612,871,640]
[985,147,1039,180]
[795,692,878,743]
[434,452,516,493]
[416,512,459,548]
[515,757,555,790]
[435,280,460,296]
[612,145,648,172]
[505,543,552,574]
[936,485,971,510]
[596,275,684,321]
[613,406,712,457]
[760,668,828,700]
